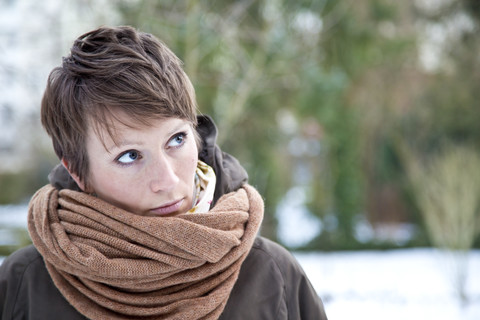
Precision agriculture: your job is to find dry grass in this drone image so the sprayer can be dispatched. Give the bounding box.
[403,144,480,304]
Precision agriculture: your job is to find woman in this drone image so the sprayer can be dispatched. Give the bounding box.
[0,26,327,319]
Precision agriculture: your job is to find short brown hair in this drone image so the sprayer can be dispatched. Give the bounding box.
[41,26,198,187]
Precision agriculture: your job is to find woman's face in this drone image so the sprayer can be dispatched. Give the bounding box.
[74,114,199,217]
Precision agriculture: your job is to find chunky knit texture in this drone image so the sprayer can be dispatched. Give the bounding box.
[28,184,263,320]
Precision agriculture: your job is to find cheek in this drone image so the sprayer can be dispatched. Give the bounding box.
[188,140,198,167]
[89,166,133,196]
[187,154,198,178]
[89,170,144,211]
[183,146,198,184]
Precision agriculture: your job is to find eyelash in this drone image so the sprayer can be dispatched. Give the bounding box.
[115,150,142,167]
[167,131,188,149]
[114,131,188,167]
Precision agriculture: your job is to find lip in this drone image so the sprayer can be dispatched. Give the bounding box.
[149,199,184,216]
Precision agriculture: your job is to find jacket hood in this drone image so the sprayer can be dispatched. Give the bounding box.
[48,114,248,206]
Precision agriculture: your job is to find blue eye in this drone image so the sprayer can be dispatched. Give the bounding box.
[117,150,140,164]
[167,132,187,148]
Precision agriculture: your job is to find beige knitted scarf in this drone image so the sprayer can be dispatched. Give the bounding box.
[28,184,263,320]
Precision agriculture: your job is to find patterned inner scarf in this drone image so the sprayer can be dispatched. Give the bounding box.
[189,161,216,214]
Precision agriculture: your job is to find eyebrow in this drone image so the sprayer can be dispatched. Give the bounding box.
[105,121,190,152]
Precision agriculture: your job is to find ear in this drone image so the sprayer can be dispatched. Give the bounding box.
[61,158,86,191]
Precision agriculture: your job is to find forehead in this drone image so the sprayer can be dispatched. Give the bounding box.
[87,110,142,150]
[86,112,189,152]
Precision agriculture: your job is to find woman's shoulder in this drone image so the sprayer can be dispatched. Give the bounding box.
[0,245,47,299]
[221,236,327,320]
[246,236,317,291]
[0,245,86,319]
[248,236,317,280]
[0,245,44,276]
[250,236,298,265]
[0,245,44,318]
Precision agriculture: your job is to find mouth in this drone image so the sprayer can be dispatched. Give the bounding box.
[149,199,184,216]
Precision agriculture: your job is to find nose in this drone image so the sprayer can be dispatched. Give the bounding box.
[149,154,180,193]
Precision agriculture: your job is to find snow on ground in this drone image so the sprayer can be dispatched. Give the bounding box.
[1,205,479,320]
[0,204,28,228]
[0,204,28,245]
[295,249,480,320]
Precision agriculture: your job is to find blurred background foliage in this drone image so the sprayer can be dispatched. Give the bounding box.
[2,0,480,253]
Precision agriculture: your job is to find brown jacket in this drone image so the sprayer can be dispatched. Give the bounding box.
[0,115,327,319]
